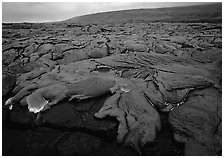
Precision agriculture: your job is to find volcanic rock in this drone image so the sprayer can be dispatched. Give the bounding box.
[168,88,221,155]
[2,72,16,97]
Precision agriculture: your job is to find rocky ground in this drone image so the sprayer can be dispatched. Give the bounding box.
[2,21,222,156]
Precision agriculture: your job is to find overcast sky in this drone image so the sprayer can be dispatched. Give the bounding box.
[2,2,216,23]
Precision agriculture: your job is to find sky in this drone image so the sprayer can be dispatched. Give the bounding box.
[2,2,217,23]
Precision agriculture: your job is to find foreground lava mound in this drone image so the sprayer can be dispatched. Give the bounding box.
[3,21,221,156]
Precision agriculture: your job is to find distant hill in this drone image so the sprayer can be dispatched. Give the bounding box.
[63,3,222,24]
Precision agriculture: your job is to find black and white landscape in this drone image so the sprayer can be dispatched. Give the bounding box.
[2,2,222,156]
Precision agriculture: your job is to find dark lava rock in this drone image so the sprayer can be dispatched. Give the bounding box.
[184,140,217,156]
[2,20,222,156]
[3,126,103,156]
[2,72,27,125]
[41,94,118,136]
[2,72,16,97]
[93,142,138,156]
[3,127,31,156]
[168,88,221,155]
[9,105,36,125]
[2,108,10,125]
[25,127,62,156]
[57,132,103,155]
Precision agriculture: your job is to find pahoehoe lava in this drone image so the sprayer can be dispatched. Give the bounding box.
[2,3,222,156]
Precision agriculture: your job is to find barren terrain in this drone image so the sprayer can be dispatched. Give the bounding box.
[2,3,222,156]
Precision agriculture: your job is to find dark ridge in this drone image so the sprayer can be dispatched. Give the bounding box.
[62,3,221,24]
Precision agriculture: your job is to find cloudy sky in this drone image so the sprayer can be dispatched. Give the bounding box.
[2,2,215,23]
